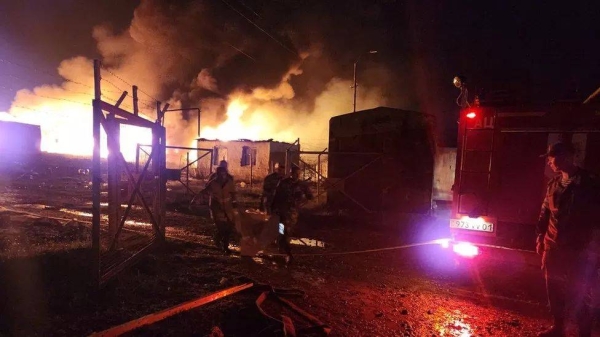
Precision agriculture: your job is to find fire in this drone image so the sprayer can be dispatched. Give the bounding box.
[0,111,18,122]
[201,98,266,141]
[8,102,152,162]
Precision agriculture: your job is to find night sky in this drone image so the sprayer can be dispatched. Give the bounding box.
[1,0,599,145]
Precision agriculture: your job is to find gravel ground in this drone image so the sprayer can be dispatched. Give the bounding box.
[0,154,597,336]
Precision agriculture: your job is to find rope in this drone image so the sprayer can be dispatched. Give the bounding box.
[267,240,439,257]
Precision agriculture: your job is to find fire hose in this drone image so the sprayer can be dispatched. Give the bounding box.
[253,283,331,336]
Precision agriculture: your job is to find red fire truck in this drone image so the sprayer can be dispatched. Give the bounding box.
[447,90,600,254]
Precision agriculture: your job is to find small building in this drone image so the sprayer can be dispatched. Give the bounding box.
[196,138,299,181]
[327,106,436,215]
[0,120,41,157]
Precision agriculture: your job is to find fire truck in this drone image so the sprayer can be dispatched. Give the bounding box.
[447,77,600,253]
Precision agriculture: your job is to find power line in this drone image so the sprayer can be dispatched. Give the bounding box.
[0,57,102,93]
[223,42,257,62]
[101,67,159,102]
[30,93,92,106]
[1,74,97,97]
[218,0,299,57]
[99,75,155,109]
[233,0,262,19]
[0,85,93,106]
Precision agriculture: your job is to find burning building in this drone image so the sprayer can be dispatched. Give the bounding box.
[195,138,299,182]
[327,107,436,216]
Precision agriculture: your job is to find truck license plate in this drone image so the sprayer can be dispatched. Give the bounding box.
[450,218,494,233]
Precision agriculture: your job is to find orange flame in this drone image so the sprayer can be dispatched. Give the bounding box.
[201,98,265,141]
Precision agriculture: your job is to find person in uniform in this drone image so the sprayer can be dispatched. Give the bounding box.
[200,166,237,255]
[261,164,286,214]
[208,160,233,181]
[536,141,600,337]
[271,165,313,263]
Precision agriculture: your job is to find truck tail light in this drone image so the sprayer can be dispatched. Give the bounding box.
[435,238,480,258]
[453,242,479,258]
[466,111,477,119]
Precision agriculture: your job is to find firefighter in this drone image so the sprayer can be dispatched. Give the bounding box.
[260,164,286,214]
[271,165,313,263]
[208,160,233,181]
[536,141,600,337]
[200,166,237,255]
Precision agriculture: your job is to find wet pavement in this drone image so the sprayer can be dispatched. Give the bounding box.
[1,167,599,336]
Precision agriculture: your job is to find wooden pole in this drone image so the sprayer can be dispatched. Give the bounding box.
[186,151,190,195]
[159,125,167,238]
[90,283,254,337]
[135,144,140,173]
[92,59,102,286]
[107,114,120,241]
[115,91,128,108]
[132,85,139,116]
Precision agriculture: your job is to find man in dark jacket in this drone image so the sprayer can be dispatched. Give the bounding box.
[271,166,313,263]
[536,141,600,337]
[261,165,285,214]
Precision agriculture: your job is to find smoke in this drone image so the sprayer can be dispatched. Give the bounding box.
[6,0,413,157]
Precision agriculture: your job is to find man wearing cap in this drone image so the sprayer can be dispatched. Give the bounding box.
[271,165,314,263]
[536,141,600,337]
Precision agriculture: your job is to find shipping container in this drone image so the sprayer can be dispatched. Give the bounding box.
[0,120,41,157]
[327,107,436,217]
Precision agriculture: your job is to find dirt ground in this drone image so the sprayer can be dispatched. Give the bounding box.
[0,153,598,336]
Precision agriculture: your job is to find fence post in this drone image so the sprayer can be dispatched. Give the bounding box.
[92,59,102,287]
[107,114,120,242]
[186,151,190,195]
[132,85,139,116]
[317,154,321,203]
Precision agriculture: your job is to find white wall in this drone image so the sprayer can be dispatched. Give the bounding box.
[196,140,271,181]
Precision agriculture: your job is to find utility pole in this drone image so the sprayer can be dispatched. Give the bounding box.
[353,62,358,113]
[353,50,377,113]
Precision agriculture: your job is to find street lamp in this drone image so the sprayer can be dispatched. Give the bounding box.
[163,108,201,138]
[353,50,378,113]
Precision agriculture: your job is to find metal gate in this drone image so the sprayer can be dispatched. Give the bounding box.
[290,149,384,213]
[92,59,168,287]
[136,144,213,198]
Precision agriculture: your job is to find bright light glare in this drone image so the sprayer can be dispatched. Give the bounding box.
[0,111,17,122]
[434,238,451,249]
[466,112,476,119]
[453,242,479,258]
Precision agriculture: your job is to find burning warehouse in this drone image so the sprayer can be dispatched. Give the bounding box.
[195,138,299,182]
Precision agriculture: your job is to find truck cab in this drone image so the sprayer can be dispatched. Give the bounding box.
[450,102,600,251]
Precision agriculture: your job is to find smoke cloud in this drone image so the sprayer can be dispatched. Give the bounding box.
[6,0,415,158]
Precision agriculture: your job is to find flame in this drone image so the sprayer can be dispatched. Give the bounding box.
[201,98,266,141]
[8,102,152,162]
[0,111,18,122]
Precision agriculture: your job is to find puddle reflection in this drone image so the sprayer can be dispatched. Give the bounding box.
[435,312,473,337]
[290,238,326,248]
[59,208,152,227]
